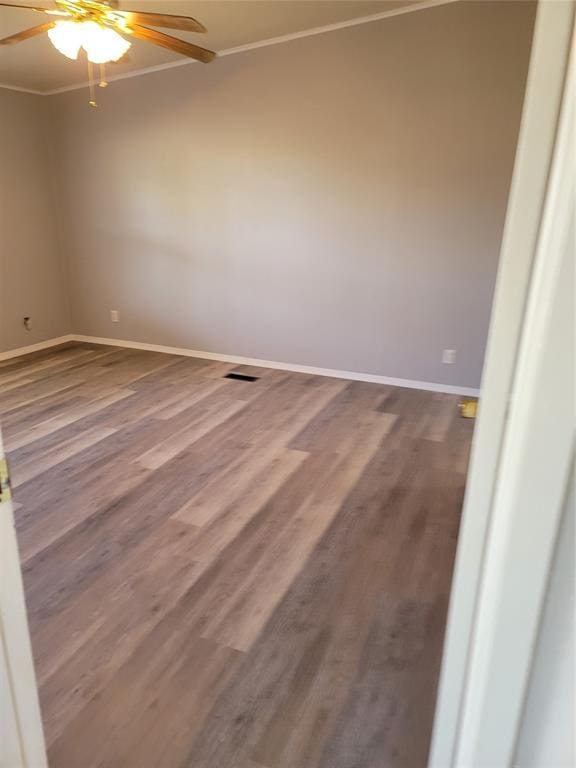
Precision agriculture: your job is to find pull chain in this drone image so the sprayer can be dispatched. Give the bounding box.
[87,58,97,107]
[99,62,108,88]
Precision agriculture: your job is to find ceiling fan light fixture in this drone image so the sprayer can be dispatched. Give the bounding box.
[0,1,215,106]
[80,20,130,64]
[47,18,131,64]
[48,19,82,59]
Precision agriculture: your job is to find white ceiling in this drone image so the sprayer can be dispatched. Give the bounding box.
[0,0,424,92]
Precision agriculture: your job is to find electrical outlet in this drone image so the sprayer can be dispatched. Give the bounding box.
[23,316,32,331]
[442,348,457,364]
[110,310,120,323]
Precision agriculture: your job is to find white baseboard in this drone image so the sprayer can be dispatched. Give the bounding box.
[0,335,76,362]
[0,333,480,396]
[72,334,480,397]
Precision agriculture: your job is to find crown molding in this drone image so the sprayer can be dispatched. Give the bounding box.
[0,82,44,95]
[0,0,459,96]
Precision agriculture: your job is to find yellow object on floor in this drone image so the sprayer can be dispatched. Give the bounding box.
[459,399,478,419]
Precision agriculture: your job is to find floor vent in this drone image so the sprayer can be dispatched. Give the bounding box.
[225,372,259,382]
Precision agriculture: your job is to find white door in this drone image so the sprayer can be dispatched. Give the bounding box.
[0,429,46,768]
[430,6,575,763]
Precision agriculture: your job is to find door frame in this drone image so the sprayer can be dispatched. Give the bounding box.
[0,428,47,768]
[429,2,575,765]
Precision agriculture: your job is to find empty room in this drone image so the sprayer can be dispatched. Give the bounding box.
[1,1,573,767]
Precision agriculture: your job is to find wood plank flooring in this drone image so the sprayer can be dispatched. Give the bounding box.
[1,343,474,768]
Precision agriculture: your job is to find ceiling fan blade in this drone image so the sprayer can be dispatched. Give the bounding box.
[0,2,67,14]
[0,20,53,44]
[118,11,206,34]
[126,24,215,63]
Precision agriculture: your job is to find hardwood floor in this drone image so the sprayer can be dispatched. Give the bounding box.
[0,343,474,768]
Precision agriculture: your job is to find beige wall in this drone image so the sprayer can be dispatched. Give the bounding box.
[0,89,70,352]
[4,1,535,386]
[52,0,535,389]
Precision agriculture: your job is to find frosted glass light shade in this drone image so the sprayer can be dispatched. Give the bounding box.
[48,20,82,60]
[48,20,131,64]
[81,21,131,64]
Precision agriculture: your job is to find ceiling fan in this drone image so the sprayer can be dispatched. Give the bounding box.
[0,0,215,104]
